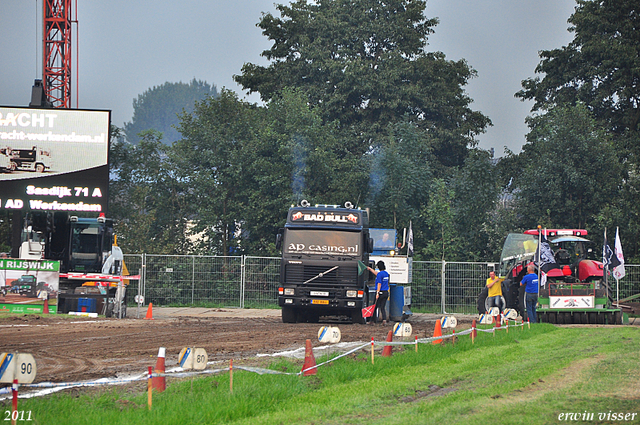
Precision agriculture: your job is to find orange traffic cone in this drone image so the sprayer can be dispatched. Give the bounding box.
[144,303,154,320]
[301,339,317,376]
[152,347,166,392]
[432,320,443,345]
[43,298,49,314]
[382,330,393,357]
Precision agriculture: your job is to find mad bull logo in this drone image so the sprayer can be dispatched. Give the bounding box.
[291,211,359,224]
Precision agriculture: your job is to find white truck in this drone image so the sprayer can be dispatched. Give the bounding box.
[3,146,52,173]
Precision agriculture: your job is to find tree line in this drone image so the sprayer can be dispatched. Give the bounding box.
[108,0,640,262]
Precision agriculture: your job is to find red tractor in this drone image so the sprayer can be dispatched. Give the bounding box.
[478,229,621,324]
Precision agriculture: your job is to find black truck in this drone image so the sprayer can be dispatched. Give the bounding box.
[276,201,374,323]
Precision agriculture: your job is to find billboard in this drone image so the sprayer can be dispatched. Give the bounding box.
[0,106,110,214]
[0,259,60,314]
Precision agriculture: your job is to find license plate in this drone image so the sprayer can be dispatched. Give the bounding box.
[310,291,329,296]
[311,299,329,305]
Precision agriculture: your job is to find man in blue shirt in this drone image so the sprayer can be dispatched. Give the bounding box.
[520,263,539,323]
[367,261,390,325]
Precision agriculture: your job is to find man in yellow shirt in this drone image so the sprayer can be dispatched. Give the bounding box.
[486,270,503,311]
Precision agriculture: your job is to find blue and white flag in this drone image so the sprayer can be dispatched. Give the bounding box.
[602,229,621,273]
[535,232,559,273]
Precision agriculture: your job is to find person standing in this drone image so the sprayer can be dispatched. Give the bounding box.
[520,264,539,323]
[485,270,502,311]
[367,261,390,325]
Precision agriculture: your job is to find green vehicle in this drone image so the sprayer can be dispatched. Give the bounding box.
[13,275,37,298]
[494,229,622,324]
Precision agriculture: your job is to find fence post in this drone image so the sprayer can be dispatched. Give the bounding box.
[240,256,246,309]
[142,253,147,309]
[192,256,196,306]
[441,260,446,314]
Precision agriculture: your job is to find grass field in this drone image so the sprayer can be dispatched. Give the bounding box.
[2,324,639,424]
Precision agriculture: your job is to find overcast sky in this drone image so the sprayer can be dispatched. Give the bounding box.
[0,0,576,155]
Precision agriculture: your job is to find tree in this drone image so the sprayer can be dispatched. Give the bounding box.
[124,79,218,145]
[367,119,433,232]
[450,149,500,260]
[109,128,191,254]
[234,0,490,168]
[514,104,622,230]
[172,89,264,255]
[419,178,464,261]
[517,0,640,160]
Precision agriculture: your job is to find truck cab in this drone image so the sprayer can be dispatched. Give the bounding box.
[276,201,374,323]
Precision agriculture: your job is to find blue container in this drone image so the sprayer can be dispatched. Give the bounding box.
[389,284,404,321]
[77,297,97,313]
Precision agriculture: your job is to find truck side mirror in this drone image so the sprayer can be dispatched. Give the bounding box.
[275,233,282,250]
[367,237,374,253]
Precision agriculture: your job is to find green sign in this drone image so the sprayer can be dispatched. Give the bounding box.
[0,304,57,314]
[0,259,60,272]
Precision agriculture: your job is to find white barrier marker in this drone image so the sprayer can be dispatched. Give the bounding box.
[318,326,341,344]
[392,322,413,337]
[440,316,458,329]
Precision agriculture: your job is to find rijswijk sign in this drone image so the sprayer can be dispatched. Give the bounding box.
[0,259,60,314]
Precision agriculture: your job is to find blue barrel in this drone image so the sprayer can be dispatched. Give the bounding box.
[389,284,404,321]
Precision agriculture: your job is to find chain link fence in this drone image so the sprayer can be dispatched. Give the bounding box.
[122,255,640,314]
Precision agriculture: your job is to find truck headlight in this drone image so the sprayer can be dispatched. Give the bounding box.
[346,290,357,297]
[347,301,355,307]
[284,288,295,296]
[285,299,293,304]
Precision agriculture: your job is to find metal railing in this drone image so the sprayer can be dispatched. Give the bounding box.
[123,255,640,314]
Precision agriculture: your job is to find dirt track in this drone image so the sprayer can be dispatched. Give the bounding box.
[0,309,459,385]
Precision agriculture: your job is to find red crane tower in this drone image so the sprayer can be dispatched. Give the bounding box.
[42,0,77,108]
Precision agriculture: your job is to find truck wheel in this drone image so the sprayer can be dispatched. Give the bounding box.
[352,309,366,324]
[518,286,526,319]
[9,161,16,171]
[476,287,488,314]
[36,163,45,173]
[304,312,320,323]
[282,307,297,323]
[614,311,622,325]
[105,302,114,318]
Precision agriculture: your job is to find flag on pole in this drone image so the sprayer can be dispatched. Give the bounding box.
[613,227,625,280]
[535,232,559,273]
[602,229,620,273]
[407,221,414,257]
[357,260,367,276]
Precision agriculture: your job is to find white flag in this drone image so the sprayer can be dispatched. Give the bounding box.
[540,271,547,289]
[613,227,625,280]
[408,221,414,256]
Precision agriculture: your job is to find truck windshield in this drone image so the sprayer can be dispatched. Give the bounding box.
[499,233,538,277]
[284,229,361,257]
